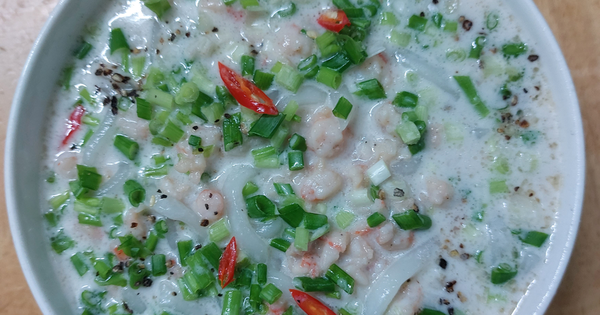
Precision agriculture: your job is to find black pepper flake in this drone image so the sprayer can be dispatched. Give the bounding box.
[70,144,78,150]
[514,186,520,192]
[448,308,455,315]
[393,188,405,197]
[142,277,153,287]
[110,96,119,115]
[198,147,204,152]
[251,49,259,55]
[205,204,210,210]
[212,27,219,32]
[131,222,138,228]
[200,219,210,227]
[462,20,473,31]
[161,194,168,199]
[185,32,190,37]
[528,54,539,62]
[168,33,176,41]
[218,293,223,297]
[445,280,457,293]
[209,193,213,198]
[157,189,162,193]
[440,298,450,305]
[439,258,448,269]
[103,97,111,106]
[419,12,425,17]
[523,88,528,93]
[172,292,177,296]
[156,49,161,55]
[123,303,133,314]
[224,113,231,119]
[193,126,199,130]
[95,69,103,76]
[433,0,439,3]
[195,244,203,250]
[214,211,219,216]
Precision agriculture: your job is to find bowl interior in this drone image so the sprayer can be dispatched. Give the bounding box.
[5,0,585,314]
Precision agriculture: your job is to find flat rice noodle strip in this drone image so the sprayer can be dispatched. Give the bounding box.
[361,238,437,315]
[153,198,207,237]
[96,162,133,196]
[394,49,460,100]
[83,111,116,165]
[218,165,269,263]
[267,267,295,304]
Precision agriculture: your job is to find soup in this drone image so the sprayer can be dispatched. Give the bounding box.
[41,0,562,314]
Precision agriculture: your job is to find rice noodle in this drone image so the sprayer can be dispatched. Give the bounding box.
[153,197,207,238]
[82,110,116,165]
[394,49,460,100]
[361,238,437,315]
[96,161,133,197]
[218,165,269,262]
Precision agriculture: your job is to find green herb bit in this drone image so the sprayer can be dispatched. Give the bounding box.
[253,70,275,90]
[392,210,432,230]
[109,28,129,55]
[468,36,487,59]
[223,113,243,151]
[249,114,286,139]
[333,96,353,119]
[393,91,419,108]
[354,79,386,100]
[277,2,297,17]
[454,76,490,117]
[293,276,336,292]
[75,41,93,60]
[491,263,518,284]
[408,14,428,32]
[502,42,528,57]
[367,212,386,228]
[245,195,277,219]
[519,231,549,247]
[77,165,102,191]
[142,0,172,18]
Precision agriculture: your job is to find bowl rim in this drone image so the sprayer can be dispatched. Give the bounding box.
[4,0,585,314]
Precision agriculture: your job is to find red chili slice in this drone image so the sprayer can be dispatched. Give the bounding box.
[218,237,238,289]
[218,62,278,115]
[317,9,351,33]
[289,289,337,315]
[62,105,86,146]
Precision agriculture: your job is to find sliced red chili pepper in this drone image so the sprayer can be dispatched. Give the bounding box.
[218,237,238,289]
[62,105,86,146]
[289,289,336,315]
[218,62,278,115]
[317,9,351,33]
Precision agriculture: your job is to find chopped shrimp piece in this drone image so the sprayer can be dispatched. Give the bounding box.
[300,164,343,202]
[354,138,400,165]
[194,189,225,225]
[54,151,79,180]
[339,236,374,285]
[374,103,402,135]
[424,177,454,206]
[306,107,344,158]
[385,280,423,315]
[123,208,148,240]
[116,116,150,141]
[375,222,415,251]
[347,164,367,189]
[158,173,192,201]
[286,232,350,277]
[174,142,207,185]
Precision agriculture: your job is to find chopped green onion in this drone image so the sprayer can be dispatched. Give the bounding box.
[389,30,411,47]
[143,0,172,18]
[303,213,328,230]
[282,101,299,122]
[257,263,268,285]
[354,79,386,100]
[50,230,74,254]
[446,49,467,62]
[155,219,168,234]
[502,42,528,57]
[160,120,185,143]
[469,36,487,59]
[332,97,353,119]
[49,191,70,210]
[408,14,428,32]
[454,76,490,117]
[418,309,446,315]
[222,290,242,315]
[118,234,152,258]
[392,210,432,230]
[199,242,222,269]
[289,133,307,152]
[101,197,125,214]
[75,41,93,60]
[270,238,291,252]
[77,165,102,191]
[325,264,354,294]
[109,28,129,55]
[241,55,255,77]
[393,91,418,108]
[336,211,355,229]
[44,211,59,227]
[486,12,500,30]
[177,240,194,267]
[216,85,236,105]
[114,135,139,160]
[249,114,286,139]
[316,31,338,53]
[322,52,352,73]
[175,82,200,105]
[491,263,518,284]
[188,135,202,148]
[260,283,283,304]
[432,13,443,28]
[288,151,305,171]
[273,183,294,196]
[333,0,354,9]
[146,88,174,109]
[444,21,458,32]
[339,309,354,315]
[298,54,319,78]
[408,121,427,155]
[401,111,418,122]
[279,204,306,228]
[396,120,421,145]
[240,0,260,9]
[209,218,230,242]
[245,195,277,218]
[367,212,386,228]
[295,227,310,251]
[123,180,145,207]
[380,11,398,25]
[60,65,73,90]
[136,98,153,120]
[253,70,275,90]
[242,181,259,197]
[70,252,89,276]
[275,64,304,93]
[145,231,159,251]
[343,38,367,64]
[519,231,549,247]
[489,180,509,194]
[223,113,243,151]
[366,159,392,186]
[69,180,90,199]
[316,67,342,89]
[293,277,335,292]
[73,198,100,215]
[151,254,167,276]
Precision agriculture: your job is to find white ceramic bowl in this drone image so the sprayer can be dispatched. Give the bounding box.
[5,0,585,314]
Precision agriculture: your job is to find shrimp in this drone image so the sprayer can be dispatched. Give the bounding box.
[261,24,315,64]
[384,280,423,315]
[424,177,454,206]
[54,151,79,180]
[300,163,343,202]
[123,208,148,240]
[193,189,225,225]
[286,232,350,277]
[354,138,400,166]
[346,164,367,189]
[116,116,150,141]
[174,142,207,185]
[305,107,344,158]
[158,172,192,201]
[375,222,415,251]
[339,236,374,285]
[374,103,402,135]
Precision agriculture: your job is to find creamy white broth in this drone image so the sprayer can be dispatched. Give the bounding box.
[41,0,562,314]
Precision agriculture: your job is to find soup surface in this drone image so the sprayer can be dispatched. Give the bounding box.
[41,0,562,314]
